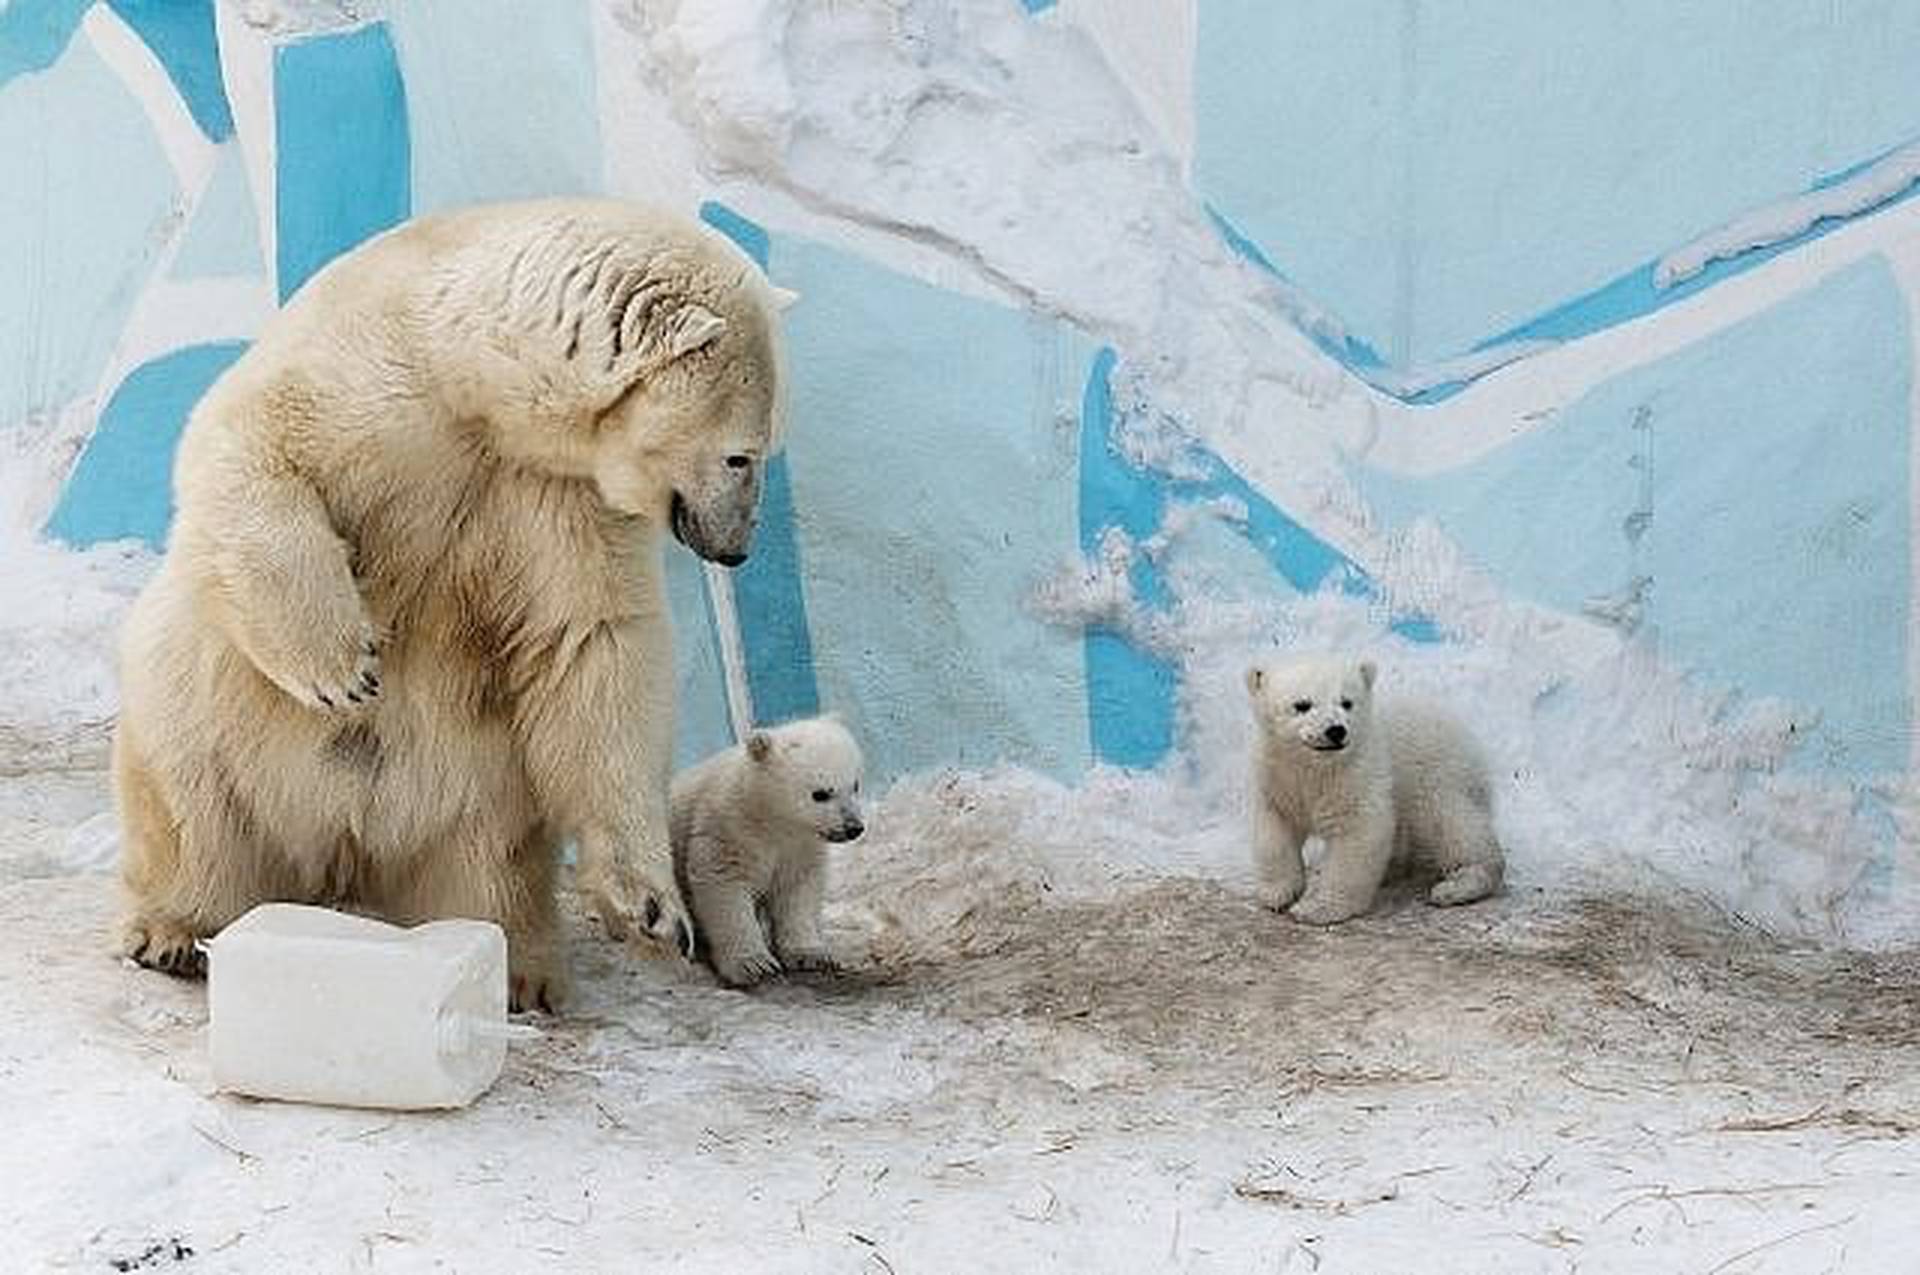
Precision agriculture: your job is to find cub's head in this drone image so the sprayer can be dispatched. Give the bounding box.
[744,714,866,843]
[1246,656,1376,756]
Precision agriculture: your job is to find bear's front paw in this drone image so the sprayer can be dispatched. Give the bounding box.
[585,862,695,960]
[1258,878,1305,913]
[509,952,570,1015]
[1287,892,1366,927]
[264,625,382,713]
[713,948,782,988]
[780,947,838,975]
[122,916,207,978]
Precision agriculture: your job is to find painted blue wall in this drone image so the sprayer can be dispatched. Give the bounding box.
[1197,0,1920,371]
[9,3,1916,819]
[1361,258,1912,776]
[0,32,175,432]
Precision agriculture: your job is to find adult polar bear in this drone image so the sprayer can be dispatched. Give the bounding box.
[113,199,793,1010]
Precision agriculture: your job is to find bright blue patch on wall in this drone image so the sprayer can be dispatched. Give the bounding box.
[698,200,821,728]
[105,0,233,141]
[1079,347,1177,769]
[1020,0,1059,13]
[1,35,177,434]
[663,545,737,767]
[1360,258,1910,777]
[274,22,410,303]
[387,0,603,213]
[0,0,92,88]
[45,341,248,549]
[1079,350,1440,769]
[767,231,1093,782]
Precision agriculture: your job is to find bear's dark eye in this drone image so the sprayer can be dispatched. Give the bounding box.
[1291,699,1313,713]
[1339,698,1353,710]
[725,454,751,470]
[811,788,831,802]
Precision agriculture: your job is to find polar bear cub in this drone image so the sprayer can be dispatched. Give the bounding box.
[1247,655,1503,925]
[671,716,866,986]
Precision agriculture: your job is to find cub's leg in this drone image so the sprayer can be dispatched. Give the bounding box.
[681,838,780,987]
[1426,785,1504,907]
[1288,809,1394,926]
[1250,782,1306,912]
[768,853,834,973]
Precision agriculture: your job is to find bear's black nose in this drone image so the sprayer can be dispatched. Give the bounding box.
[713,551,747,568]
[1325,723,1347,744]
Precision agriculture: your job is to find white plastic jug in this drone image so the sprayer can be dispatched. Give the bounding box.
[207,903,536,1110]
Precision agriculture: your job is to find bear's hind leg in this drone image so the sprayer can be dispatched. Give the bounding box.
[115,729,288,977]
[375,820,566,1013]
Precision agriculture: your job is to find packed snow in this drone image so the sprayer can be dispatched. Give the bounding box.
[3,0,1917,1270]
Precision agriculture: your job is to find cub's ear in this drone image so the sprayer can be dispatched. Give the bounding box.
[1358,660,1377,690]
[1245,666,1265,696]
[745,731,773,762]
[768,285,800,311]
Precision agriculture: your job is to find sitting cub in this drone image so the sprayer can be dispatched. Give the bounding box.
[1247,655,1504,925]
[670,715,866,986]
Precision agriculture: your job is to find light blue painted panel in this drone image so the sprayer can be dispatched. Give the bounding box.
[0,35,175,430]
[1361,259,1911,776]
[386,0,602,213]
[1196,1,1920,367]
[0,0,92,89]
[1194,0,1410,364]
[106,0,232,141]
[768,233,1094,783]
[45,341,248,548]
[273,22,410,303]
[170,142,262,279]
[663,545,735,769]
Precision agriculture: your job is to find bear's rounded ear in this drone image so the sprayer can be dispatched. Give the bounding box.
[660,304,728,361]
[1245,666,1265,696]
[768,285,800,312]
[745,731,773,762]
[1358,660,1377,690]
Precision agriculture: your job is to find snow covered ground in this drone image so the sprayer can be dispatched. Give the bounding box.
[6,767,1917,1274]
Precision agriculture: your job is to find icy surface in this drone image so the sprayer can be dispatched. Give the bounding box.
[5,777,1919,1271]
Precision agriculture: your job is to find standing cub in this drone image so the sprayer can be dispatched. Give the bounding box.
[1247,655,1503,925]
[670,716,866,986]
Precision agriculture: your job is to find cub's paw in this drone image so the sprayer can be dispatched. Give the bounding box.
[1286,892,1366,927]
[779,948,839,975]
[122,917,207,978]
[585,862,695,960]
[713,948,783,988]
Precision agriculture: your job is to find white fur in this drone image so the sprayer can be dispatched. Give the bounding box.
[1246,655,1505,925]
[670,716,866,987]
[112,198,792,1010]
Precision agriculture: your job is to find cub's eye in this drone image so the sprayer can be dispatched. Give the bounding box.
[725,454,752,470]
[1291,700,1313,713]
[1339,698,1353,710]
[811,788,831,802]
[852,779,861,794]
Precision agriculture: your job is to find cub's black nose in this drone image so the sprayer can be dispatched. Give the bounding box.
[1325,723,1347,744]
